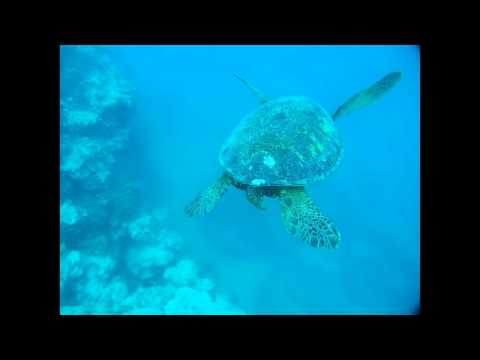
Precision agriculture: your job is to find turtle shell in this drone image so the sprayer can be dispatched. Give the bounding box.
[219,96,343,186]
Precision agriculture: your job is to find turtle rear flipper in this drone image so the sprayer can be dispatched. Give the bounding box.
[279,187,340,249]
[332,71,402,120]
[185,173,232,217]
[245,186,267,210]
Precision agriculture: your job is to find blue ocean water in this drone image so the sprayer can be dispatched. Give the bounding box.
[60,45,420,315]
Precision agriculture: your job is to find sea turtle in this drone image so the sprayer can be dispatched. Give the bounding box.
[185,71,402,249]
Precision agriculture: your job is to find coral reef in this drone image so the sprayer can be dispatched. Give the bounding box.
[126,245,174,280]
[60,45,245,315]
[60,130,129,188]
[164,259,198,286]
[60,209,245,315]
[60,201,87,226]
[164,287,245,315]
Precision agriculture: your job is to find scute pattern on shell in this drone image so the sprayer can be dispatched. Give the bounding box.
[219,96,343,186]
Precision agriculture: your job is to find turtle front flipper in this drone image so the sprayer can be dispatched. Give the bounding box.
[279,187,340,249]
[233,74,271,104]
[332,71,402,120]
[185,173,232,217]
[245,186,267,210]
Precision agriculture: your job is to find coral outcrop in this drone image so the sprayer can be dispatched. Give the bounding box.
[60,45,244,315]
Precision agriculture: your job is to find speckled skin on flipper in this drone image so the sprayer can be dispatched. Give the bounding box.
[279,187,340,248]
[245,186,266,210]
[332,71,402,120]
[185,173,232,217]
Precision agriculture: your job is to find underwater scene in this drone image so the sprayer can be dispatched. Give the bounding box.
[60,45,420,315]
